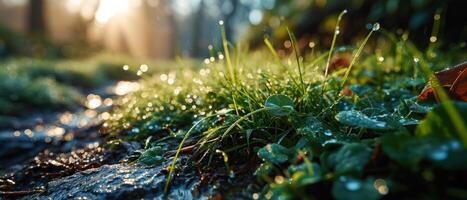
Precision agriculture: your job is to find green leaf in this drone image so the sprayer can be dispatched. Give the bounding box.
[332,176,381,200]
[296,114,354,150]
[138,146,164,165]
[326,143,372,174]
[258,144,291,165]
[426,139,467,170]
[288,162,321,176]
[335,110,393,130]
[297,114,331,136]
[381,133,433,169]
[290,170,321,187]
[416,102,467,139]
[265,94,294,116]
[409,102,433,113]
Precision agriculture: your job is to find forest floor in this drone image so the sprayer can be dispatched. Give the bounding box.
[1,29,467,199]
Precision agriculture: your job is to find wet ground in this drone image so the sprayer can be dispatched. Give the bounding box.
[0,81,252,200]
[0,82,135,199]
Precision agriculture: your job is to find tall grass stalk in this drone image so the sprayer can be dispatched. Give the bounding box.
[264,37,300,89]
[340,23,380,88]
[287,27,306,94]
[324,10,347,78]
[220,107,270,139]
[164,116,214,193]
[220,21,236,85]
[220,20,240,115]
[427,10,442,51]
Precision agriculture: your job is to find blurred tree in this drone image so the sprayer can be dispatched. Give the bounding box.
[245,0,467,50]
[223,0,239,43]
[28,0,45,35]
[191,0,205,57]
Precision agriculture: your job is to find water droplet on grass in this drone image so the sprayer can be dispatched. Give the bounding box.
[322,139,337,147]
[346,180,361,191]
[449,140,462,150]
[131,128,140,134]
[430,149,447,161]
[372,23,380,31]
[324,130,333,136]
[139,64,148,72]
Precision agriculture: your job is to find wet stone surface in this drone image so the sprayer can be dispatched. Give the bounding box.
[0,83,116,173]
[23,163,203,200]
[0,83,240,200]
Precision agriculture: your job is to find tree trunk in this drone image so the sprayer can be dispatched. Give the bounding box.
[28,0,45,35]
[191,0,204,57]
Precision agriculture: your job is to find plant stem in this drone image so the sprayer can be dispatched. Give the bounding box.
[324,10,347,78]
[220,21,240,115]
[340,28,375,88]
[164,116,214,193]
[221,107,270,139]
[287,27,306,94]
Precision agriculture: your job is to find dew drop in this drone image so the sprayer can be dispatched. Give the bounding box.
[346,180,361,191]
[131,128,140,134]
[430,149,448,161]
[219,20,224,25]
[140,64,148,72]
[449,140,462,150]
[322,139,337,147]
[372,23,380,31]
[308,41,315,48]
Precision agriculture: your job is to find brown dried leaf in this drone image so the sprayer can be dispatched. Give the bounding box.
[417,62,467,102]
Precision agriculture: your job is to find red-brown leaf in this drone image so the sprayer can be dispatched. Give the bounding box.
[417,62,467,102]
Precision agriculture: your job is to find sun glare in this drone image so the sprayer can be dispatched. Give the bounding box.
[95,0,129,24]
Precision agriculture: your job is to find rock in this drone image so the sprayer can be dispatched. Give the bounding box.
[0,133,48,172]
[24,163,204,200]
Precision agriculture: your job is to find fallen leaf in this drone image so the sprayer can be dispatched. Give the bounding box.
[329,53,351,74]
[417,62,467,102]
[450,66,467,101]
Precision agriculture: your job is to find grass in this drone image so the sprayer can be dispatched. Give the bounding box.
[102,16,467,199]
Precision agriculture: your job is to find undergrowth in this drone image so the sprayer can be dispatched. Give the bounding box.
[103,15,467,199]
